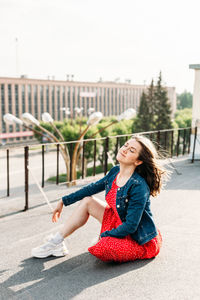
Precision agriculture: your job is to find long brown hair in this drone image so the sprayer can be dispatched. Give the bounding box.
[132,134,169,197]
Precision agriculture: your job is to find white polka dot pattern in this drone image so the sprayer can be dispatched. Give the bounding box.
[88,176,162,262]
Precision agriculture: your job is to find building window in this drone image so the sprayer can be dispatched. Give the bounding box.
[34,85,38,118]
[121,89,125,112]
[95,88,98,111]
[15,85,19,117]
[28,85,31,113]
[22,85,26,134]
[67,87,70,116]
[115,88,118,115]
[52,86,55,119]
[107,88,110,116]
[57,86,60,120]
[46,86,49,112]
[103,88,107,116]
[40,86,44,115]
[111,88,114,115]
[80,87,85,116]
[22,85,25,113]
[118,88,121,115]
[62,86,65,119]
[15,85,20,132]
[90,87,94,109]
[100,87,103,113]
[8,84,12,113]
[1,84,6,133]
[73,87,76,118]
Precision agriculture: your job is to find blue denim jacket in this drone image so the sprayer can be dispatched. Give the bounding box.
[62,165,158,245]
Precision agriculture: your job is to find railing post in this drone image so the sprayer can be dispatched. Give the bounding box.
[42,145,45,188]
[7,149,10,197]
[24,146,29,211]
[182,129,186,155]
[176,129,180,156]
[69,143,73,182]
[82,141,85,179]
[93,139,96,176]
[164,131,167,151]
[188,128,191,154]
[115,136,119,164]
[104,137,109,175]
[56,144,59,185]
[157,131,160,151]
[171,130,174,158]
[191,127,197,163]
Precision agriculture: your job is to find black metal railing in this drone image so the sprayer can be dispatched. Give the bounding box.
[1,127,198,212]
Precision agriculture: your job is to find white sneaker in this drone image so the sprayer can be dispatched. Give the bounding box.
[32,238,69,258]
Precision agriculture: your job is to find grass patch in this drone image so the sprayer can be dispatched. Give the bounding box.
[48,163,114,183]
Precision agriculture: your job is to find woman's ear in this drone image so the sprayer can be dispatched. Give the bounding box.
[135,160,143,167]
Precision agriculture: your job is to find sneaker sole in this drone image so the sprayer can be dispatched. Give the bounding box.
[32,248,69,258]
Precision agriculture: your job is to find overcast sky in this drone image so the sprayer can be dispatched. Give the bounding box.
[0,0,200,93]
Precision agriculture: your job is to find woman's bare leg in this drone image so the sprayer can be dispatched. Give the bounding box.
[60,196,107,239]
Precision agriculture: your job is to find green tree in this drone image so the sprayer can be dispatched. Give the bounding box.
[134,92,152,132]
[177,91,193,109]
[147,79,156,129]
[154,72,172,130]
[174,108,192,128]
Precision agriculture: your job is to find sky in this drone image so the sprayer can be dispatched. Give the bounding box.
[0,0,200,93]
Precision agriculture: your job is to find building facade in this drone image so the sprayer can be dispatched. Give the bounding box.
[0,77,176,143]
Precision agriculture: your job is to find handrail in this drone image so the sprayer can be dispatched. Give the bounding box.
[1,127,197,213]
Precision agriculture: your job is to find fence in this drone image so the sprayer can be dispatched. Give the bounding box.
[1,127,197,211]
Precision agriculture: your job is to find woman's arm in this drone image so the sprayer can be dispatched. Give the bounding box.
[62,165,119,206]
[100,182,149,238]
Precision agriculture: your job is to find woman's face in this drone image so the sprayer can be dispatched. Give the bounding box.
[116,138,143,166]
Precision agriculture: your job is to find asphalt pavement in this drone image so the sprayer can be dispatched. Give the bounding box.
[0,156,200,300]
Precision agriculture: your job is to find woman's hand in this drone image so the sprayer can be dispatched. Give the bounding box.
[52,200,63,223]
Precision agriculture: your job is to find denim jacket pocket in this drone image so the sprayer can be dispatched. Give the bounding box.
[119,195,129,210]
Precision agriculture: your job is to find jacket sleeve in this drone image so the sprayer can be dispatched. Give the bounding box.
[100,181,149,239]
[62,166,118,206]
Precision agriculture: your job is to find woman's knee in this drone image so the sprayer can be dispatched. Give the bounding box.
[80,196,93,208]
[80,196,106,223]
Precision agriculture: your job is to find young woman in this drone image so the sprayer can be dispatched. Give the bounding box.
[32,135,166,262]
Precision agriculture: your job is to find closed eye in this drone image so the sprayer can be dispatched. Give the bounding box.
[123,144,135,153]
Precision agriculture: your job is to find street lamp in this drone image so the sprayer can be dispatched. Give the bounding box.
[91,108,136,137]
[74,107,83,115]
[117,108,136,121]
[88,107,95,115]
[3,113,51,141]
[42,112,65,143]
[3,113,23,126]
[60,107,70,116]
[87,111,103,126]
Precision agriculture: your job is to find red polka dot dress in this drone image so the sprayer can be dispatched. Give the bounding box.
[88,177,162,262]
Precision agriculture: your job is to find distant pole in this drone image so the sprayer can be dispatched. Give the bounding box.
[189,64,200,159]
[15,37,19,77]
